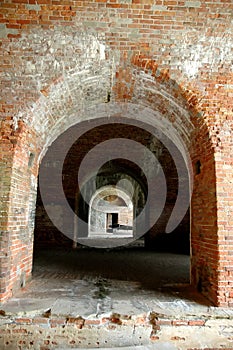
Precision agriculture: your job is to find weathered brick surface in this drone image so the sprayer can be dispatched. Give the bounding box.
[0,121,41,301]
[0,313,231,349]
[0,0,233,306]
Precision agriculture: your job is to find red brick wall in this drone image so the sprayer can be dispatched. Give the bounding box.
[0,0,232,306]
[0,120,40,301]
[190,116,217,304]
[0,118,15,301]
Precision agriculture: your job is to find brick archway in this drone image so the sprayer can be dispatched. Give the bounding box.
[0,98,217,306]
[0,16,232,306]
[88,185,134,238]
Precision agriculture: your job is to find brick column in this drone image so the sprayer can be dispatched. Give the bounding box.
[191,152,218,305]
[0,121,39,302]
[191,120,233,307]
[215,142,233,307]
[190,119,219,305]
[0,120,14,301]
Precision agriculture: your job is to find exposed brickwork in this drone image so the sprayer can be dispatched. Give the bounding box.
[0,312,232,349]
[0,0,233,307]
[0,120,40,301]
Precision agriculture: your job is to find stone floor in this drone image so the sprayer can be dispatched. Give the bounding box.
[4,244,201,317]
[1,244,233,349]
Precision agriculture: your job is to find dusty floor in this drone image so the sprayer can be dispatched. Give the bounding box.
[5,244,203,316]
[1,244,233,349]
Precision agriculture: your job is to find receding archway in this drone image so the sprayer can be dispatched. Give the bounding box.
[88,185,134,238]
[0,69,219,306]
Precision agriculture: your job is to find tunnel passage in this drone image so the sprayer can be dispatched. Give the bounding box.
[35,119,190,255]
[75,159,147,247]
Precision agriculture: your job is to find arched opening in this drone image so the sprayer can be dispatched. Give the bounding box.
[33,117,192,299]
[0,72,220,307]
[88,185,134,238]
[35,116,191,245]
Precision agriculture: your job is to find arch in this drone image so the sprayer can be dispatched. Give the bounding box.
[88,185,134,238]
[72,159,147,246]
[0,60,219,306]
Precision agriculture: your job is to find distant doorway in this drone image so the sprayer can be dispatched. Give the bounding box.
[107,213,119,231]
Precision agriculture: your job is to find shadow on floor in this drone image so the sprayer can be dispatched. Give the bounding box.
[32,245,211,307]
